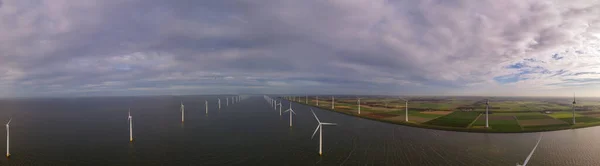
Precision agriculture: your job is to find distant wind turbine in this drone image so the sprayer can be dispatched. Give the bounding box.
[284,103,297,127]
[517,134,543,166]
[227,98,229,106]
[316,96,319,106]
[311,109,337,156]
[401,98,409,122]
[218,98,221,110]
[486,99,489,128]
[5,118,11,158]
[205,100,208,115]
[181,101,185,123]
[306,95,308,104]
[357,97,362,114]
[331,96,335,110]
[572,94,577,125]
[128,109,133,142]
[278,102,282,116]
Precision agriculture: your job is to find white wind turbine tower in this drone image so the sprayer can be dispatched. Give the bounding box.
[310,109,337,156]
[128,109,133,142]
[284,103,297,127]
[218,98,221,110]
[205,100,208,115]
[305,95,308,104]
[180,101,185,123]
[357,97,362,114]
[401,98,409,122]
[316,96,319,106]
[572,94,576,125]
[226,98,229,106]
[5,118,11,158]
[485,99,489,128]
[331,96,335,110]
[517,134,543,166]
[278,102,282,116]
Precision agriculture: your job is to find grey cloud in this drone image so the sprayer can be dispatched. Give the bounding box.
[0,0,599,97]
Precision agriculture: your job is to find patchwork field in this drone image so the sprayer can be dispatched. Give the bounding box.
[425,111,480,128]
[287,96,600,133]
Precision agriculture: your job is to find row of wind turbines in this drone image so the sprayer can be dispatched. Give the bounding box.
[265,95,337,156]
[284,96,412,122]
[283,95,545,165]
[3,95,243,158]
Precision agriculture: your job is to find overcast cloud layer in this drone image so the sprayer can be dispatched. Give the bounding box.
[0,0,599,97]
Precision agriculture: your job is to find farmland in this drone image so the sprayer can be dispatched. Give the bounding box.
[284,96,600,133]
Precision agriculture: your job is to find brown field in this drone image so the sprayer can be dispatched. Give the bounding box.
[383,115,433,123]
[518,119,567,126]
[335,106,352,109]
[421,111,452,115]
[489,115,516,120]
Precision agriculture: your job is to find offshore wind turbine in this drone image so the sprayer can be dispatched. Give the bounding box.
[5,118,11,158]
[284,103,297,127]
[572,94,577,125]
[310,109,337,156]
[278,102,282,116]
[517,134,543,166]
[128,109,133,142]
[180,101,185,123]
[486,99,489,128]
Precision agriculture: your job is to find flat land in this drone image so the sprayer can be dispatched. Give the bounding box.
[286,96,600,133]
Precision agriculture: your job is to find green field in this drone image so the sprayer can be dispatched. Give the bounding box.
[286,96,600,133]
[471,115,522,131]
[425,111,480,128]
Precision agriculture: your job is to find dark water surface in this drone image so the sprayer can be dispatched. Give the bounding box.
[0,96,599,165]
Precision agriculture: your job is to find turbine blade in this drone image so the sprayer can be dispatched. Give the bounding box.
[310,109,321,123]
[311,125,320,139]
[7,118,11,125]
[321,122,337,126]
[522,134,543,166]
[290,109,296,115]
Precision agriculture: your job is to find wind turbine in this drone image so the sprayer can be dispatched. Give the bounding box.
[486,99,489,128]
[331,96,335,110]
[357,97,362,114]
[278,102,282,116]
[572,94,577,125]
[306,95,308,104]
[5,118,11,158]
[180,101,185,123]
[517,134,543,166]
[284,103,297,127]
[310,109,337,156]
[128,109,133,142]
[218,98,221,110]
[401,98,409,122]
[227,98,229,106]
[205,100,208,115]
[316,96,319,106]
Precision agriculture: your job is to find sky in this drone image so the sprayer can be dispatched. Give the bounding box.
[0,0,599,98]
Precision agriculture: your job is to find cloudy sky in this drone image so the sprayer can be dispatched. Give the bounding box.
[0,0,599,97]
